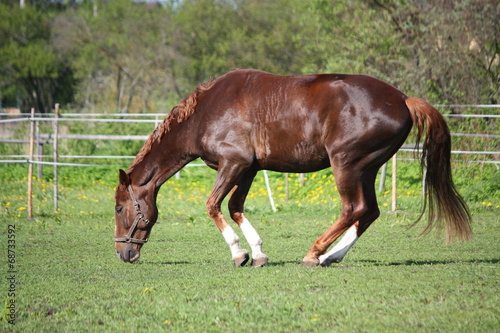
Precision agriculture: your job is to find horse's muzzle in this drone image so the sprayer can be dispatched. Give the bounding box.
[116,243,140,263]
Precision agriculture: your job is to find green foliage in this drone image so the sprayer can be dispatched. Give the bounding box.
[376,0,499,104]
[301,0,401,79]
[462,169,500,203]
[2,0,497,113]
[174,0,313,81]
[52,0,178,113]
[2,41,59,78]
[0,3,74,113]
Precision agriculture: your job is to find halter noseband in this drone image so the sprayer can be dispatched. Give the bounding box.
[114,185,150,244]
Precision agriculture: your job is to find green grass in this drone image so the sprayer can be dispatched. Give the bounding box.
[0,166,499,332]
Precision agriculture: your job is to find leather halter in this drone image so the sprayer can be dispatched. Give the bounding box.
[114,185,150,244]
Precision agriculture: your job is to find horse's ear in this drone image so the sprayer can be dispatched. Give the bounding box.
[118,169,130,187]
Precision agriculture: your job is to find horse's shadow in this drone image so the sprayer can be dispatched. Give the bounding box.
[141,261,191,265]
[358,258,499,266]
[142,260,299,266]
[139,258,499,267]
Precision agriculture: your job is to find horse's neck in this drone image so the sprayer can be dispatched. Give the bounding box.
[130,127,195,189]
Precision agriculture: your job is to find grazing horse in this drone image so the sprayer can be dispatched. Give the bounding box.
[114,69,472,267]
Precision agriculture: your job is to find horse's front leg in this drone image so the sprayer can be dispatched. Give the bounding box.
[229,170,268,267]
[228,211,268,267]
[217,212,250,267]
[206,201,249,266]
[206,164,250,267]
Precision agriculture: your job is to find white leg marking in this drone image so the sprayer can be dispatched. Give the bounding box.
[239,218,264,259]
[222,225,245,259]
[318,225,359,266]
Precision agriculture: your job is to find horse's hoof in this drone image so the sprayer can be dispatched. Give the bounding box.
[319,254,342,267]
[233,252,250,267]
[319,260,332,267]
[301,258,320,267]
[251,254,268,267]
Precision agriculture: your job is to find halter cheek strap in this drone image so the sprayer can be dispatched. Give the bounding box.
[114,185,151,244]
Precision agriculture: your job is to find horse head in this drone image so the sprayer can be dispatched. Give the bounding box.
[114,169,158,263]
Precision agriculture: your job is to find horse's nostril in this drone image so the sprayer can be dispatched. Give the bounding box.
[116,244,140,263]
[116,247,129,262]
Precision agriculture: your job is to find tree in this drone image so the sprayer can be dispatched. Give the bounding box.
[53,0,179,112]
[300,0,402,80]
[373,0,499,104]
[173,0,315,87]
[0,2,74,113]
[3,0,495,112]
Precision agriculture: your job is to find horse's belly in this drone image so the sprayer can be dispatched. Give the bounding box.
[256,142,330,173]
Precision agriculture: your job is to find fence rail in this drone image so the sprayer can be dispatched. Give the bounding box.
[1,106,498,217]
[1,109,498,169]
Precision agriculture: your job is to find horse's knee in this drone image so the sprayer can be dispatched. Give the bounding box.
[340,201,380,234]
[357,205,380,234]
[206,200,220,219]
[341,201,369,223]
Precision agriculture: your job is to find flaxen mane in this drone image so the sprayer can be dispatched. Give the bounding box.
[128,79,216,172]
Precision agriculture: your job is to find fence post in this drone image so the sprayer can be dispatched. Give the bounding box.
[284,173,289,200]
[299,173,305,186]
[27,108,35,219]
[378,163,387,193]
[263,170,276,212]
[36,118,43,178]
[53,104,59,212]
[391,154,397,212]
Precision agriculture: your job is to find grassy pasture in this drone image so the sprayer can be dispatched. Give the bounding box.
[0,164,499,332]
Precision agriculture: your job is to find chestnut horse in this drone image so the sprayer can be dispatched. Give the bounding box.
[114,69,472,267]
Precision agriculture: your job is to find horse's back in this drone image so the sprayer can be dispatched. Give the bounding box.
[195,69,412,172]
[211,69,409,123]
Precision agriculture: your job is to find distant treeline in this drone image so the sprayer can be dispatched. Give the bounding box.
[0,0,498,113]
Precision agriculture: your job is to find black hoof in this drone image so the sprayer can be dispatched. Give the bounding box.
[233,252,250,267]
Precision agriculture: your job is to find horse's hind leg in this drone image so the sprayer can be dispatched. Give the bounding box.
[318,169,380,266]
[302,166,379,267]
[229,169,268,267]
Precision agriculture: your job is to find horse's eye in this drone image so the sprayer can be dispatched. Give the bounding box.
[116,206,124,214]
